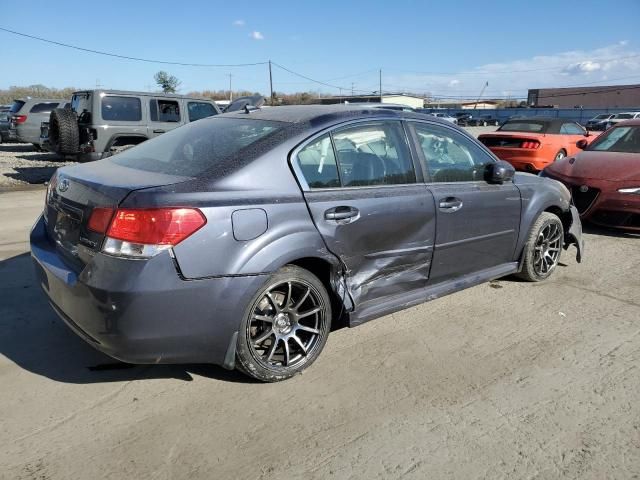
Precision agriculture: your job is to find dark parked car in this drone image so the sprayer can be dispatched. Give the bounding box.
[454,112,473,126]
[542,120,640,231]
[0,105,11,143]
[31,105,583,382]
[467,114,500,127]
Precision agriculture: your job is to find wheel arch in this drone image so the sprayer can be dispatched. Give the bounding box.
[104,133,148,151]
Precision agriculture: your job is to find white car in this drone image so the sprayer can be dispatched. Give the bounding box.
[604,112,640,129]
[427,112,458,124]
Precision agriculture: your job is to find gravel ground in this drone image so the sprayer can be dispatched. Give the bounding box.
[0,126,499,190]
[0,142,76,189]
[1,176,639,479]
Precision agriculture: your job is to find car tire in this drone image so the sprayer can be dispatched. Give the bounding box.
[554,149,567,162]
[517,212,564,282]
[482,121,488,126]
[235,265,332,382]
[49,108,79,155]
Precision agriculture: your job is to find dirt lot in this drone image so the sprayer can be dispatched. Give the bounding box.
[1,178,639,479]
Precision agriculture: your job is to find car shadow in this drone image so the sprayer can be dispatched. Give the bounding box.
[5,166,60,184]
[0,143,32,153]
[0,252,256,384]
[583,222,640,239]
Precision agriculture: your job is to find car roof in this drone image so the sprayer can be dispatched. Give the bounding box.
[72,89,215,102]
[613,119,640,126]
[504,117,578,125]
[221,104,440,126]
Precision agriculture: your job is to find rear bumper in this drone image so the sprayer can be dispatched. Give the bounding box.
[486,147,551,172]
[30,215,267,366]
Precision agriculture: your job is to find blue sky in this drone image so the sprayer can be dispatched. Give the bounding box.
[2,0,640,99]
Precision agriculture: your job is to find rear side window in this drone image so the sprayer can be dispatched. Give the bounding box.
[30,102,60,113]
[297,134,340,188]
[10,100,25,113]
[560,123,584,135]
[188,102,218,121]
[412,122,494,182]
[333,122,416,187]
[150,99,181,122]
[101,96,142,121]
[110,117,283,176]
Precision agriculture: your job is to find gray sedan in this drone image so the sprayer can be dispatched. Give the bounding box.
[31,105,583,381]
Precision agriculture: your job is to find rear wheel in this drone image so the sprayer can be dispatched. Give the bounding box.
[517,212,564,282]
[554,149,567,162]
[235,265,332,382]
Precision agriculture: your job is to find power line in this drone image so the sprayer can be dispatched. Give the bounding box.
[0,26,268,67]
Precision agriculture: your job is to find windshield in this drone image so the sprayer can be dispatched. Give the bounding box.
[587,126,640,153]
[111,117,285,176]
[593,114,610,120]
[498,120,546,133]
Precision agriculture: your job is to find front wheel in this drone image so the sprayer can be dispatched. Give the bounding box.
[235,265,332,382]
[517,212,564,282]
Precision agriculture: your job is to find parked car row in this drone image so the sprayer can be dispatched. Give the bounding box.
[477,115,639,231]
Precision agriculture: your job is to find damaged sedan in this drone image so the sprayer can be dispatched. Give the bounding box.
[31,105,583,382]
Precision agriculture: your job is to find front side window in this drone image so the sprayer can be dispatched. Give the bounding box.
[101,96,142,121]
[560,123,585,135]
[188,102,218,122]
[296,134,340,188]
[412,122,494,182]
[30,102,60,113]
[332,122,416,186]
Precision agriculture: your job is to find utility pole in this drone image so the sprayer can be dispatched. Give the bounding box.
[228,74,233,101]
[351,82,354,96]
[474,81,489,110]
[379,69,382,102]
[268,60,274,106]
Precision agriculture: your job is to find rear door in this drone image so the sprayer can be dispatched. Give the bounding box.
[408,120,521,284]
[293,119,436,311]
[148,97,183,137]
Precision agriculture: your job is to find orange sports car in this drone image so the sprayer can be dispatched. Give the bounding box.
[478,117,596,172]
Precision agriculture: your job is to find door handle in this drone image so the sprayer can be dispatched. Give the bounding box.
[153,129,165,134]
[438,197,463,212]
[324,206,359,221]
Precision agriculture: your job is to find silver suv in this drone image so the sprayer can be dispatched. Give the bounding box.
[8,98,69,148]
[41,89,221,160]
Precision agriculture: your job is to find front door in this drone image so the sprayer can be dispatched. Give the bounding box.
[294,120,436,311]
[409,121,521,284]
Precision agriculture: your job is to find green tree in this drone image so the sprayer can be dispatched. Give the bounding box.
[154,71,181,93]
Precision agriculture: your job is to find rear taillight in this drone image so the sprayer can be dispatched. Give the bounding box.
[88,207,206,258]
[521,141,540,149]
[13,115,27,124]
[88,207,115,233]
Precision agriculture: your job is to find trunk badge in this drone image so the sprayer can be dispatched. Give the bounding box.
[58,179,70,193]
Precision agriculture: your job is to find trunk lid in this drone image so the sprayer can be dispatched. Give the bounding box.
[45,159,190,268]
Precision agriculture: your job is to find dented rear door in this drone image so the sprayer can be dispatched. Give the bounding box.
[293,120,436,310]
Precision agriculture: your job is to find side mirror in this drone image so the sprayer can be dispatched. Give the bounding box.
[485,160,515,184]
[576,139,588,150]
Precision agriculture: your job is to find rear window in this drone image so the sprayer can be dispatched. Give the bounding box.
[101,96,142,121]
[29,102,61,114]
[498,120,547,133]
[10,100,25,114]
[188,102,218,121]
[110,117,284,176]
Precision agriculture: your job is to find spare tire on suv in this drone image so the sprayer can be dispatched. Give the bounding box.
[49,108,79,155]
